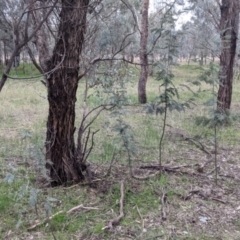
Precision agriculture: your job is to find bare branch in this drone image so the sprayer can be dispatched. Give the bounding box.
[26,45,44,74]
[120,0,141,33]
[0,0,58,92]
[207,8,220,30]
[147,0,176,55]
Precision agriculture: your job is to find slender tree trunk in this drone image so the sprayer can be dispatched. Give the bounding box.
[3,41,7,66]
[46,0,89,186]
[31,1,51,73]
[138,0,149,104]
[0,47,20,91]
[217,0,239,111]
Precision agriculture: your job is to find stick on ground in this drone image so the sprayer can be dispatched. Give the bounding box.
[102,180,125,231]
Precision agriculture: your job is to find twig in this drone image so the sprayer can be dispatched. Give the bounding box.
[168,127,212,157]
[62,178,102,189]
[102,180,125,231]
[211,197,226,204]
[161,192,167,221]
[207,166,220,176]
[131,170,160,180]
[136,205,145,231]
[51,232,57,240]
[139,164,204,177]
[140,164,197,171]
[104,149,117,177]
[28,204,99,231]
[67,204,99,214]
[28,211,63,231]
[184,137,212,156]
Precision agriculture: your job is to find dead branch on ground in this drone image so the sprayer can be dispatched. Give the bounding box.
[174,189,227,204]
[136,205,145,231]
[28,211,64,231]
[102,180,125,231]
[140,164,199,174]
[67,204,99,214]
[28,204,98,231]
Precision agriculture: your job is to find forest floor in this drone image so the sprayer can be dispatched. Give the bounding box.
[0,63,240,239]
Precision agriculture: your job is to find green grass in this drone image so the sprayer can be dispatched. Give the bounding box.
[1,63,240,239]
[0,63,41,77]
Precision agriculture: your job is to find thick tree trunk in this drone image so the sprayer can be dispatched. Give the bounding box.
[46,0,89,186]
[217,0,239,111]
[138,0,149,104]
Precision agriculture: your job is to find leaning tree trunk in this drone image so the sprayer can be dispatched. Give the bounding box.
[46,0,89,186]
[138,0,149,104]
[217,0,239,111]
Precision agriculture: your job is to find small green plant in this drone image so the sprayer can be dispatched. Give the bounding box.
[146,30,192,172]
[194,62,228,184]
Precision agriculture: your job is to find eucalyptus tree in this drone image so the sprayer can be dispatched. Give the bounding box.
[0,0,57,92]
[138,0,150,104]
[179,11,220,64]
[82,0,138,65]
[0,0,139,185]
[217,0,239,111]
[188,0,239,111]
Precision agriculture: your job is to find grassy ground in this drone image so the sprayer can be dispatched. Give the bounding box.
[1,63,240,239]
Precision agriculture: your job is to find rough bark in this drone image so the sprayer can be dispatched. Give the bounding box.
[138,0,149,104]
[45,0,90,186]
[217,0,239,111]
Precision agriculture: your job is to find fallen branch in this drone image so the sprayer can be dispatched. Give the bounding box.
[184,137,212,156]
[28,211,63,231]
[175,190,226,204]
[67,204,99,214]
[140,164,199,174]
[136,205,145,231]
[28,204,99,231]
[211,197,226,204]
[168,128,213,157]
[102,180,125,231]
